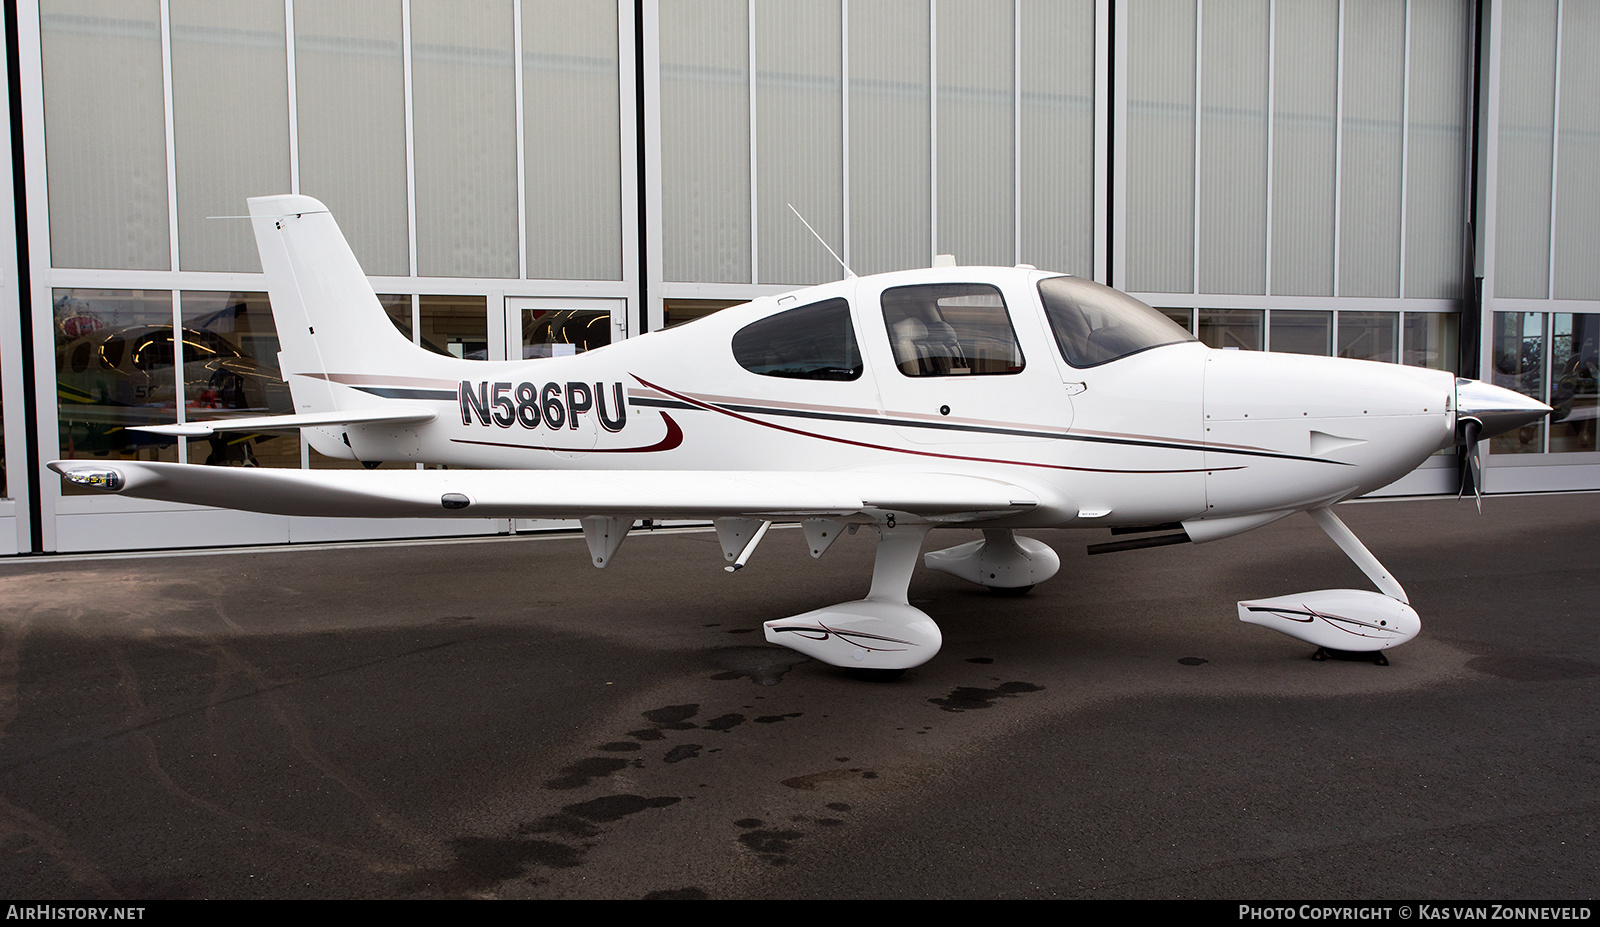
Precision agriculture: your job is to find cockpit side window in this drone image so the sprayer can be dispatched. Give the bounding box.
[1038,275,1195,368]
[731,297,862,381]
[881,283,1023,377]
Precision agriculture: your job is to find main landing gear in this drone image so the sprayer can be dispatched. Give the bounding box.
[762,526,1061,672]
[763,524,941,672]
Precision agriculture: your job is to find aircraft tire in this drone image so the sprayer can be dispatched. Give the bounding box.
[986,584,1034,597]
[844,667,907,683]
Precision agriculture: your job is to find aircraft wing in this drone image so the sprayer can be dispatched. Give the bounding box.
[48,460,1039,522]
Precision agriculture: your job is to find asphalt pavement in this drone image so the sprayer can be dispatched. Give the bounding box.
[0,493,1594,899]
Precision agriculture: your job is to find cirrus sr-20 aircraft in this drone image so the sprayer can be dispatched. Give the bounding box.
[51,195,1550,676]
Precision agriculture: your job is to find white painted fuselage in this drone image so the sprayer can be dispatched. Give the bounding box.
[320,265,1455,533]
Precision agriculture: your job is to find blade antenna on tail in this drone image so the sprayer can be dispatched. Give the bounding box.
[787,203,854,279]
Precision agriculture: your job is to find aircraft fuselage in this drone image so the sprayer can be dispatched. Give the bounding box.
[318,266,1455,531]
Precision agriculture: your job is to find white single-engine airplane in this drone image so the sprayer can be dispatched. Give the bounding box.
[52,195,1549,675]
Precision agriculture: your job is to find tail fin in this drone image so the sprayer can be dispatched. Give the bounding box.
[248,194,430,415]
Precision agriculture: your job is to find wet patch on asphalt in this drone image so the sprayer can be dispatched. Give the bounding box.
[927,681,1045,712]
[707,646,810,686]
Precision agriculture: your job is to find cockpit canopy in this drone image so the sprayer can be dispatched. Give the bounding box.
[1038,275,1195,368]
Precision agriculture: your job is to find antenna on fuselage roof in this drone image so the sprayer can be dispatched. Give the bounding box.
[787,203,855,279]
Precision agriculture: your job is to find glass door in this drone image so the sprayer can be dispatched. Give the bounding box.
[506,297,626,361]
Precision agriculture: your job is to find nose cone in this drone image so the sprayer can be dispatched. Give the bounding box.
[1456,378,1552,441]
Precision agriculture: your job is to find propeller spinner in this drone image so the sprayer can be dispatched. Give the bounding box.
[1455,377,1552,510]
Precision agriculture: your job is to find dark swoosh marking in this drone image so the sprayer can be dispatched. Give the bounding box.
[1243,604,1394,637]
[767,623,919,652]
[632,375,1234,475]
[633,396,1346,466]
[449,411,684,454]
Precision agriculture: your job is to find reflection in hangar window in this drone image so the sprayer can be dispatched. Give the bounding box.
[1039,276,1196,367]
[664,299,743,329]
[732,298,861,381]
[881,283,1022,377]
[1490,311,1600,456]
[1402,312,1458,373]
[522,309,610,358]
[379,294,414,341]
[1338,311,1398,364]
[1492,312,1546,455]
[420,295,488,359]
[181,292,296,468]
[1199,309,1263,351]
[1271,310,1333,356]
[1551,313,1600,454]
[54,289,180,477]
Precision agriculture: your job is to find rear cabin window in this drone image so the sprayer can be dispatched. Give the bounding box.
[731,298,862,381]
[881,283,1023,377]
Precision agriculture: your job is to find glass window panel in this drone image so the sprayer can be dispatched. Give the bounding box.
[755,0,843,286]
[294,0,410,277]
[1554,1,1600,300]
[179,291,295,468]
[1159,308,1193,333]
[1402,311,1458,372]
[1198,0,1269,296]
[936,0,1014,268]
[1019,0,1095,277]
[849,0,930,276]
[521,308,612,357]
[170,0,292,273]
[523,0,622,281]
[54,289,179,475]
[1198,308,1263,351]
[1336,310,1397,363]
[1270,309,1332,356]
[1490,312,1546,454]
[732,298,861,380]
[1550,313,1599,453]
[41,0,170,270]
[663,298,743,329]
[411,0,518,278]
[1495,0,1558,299]
[881,283,1022,376]
[661,0,751,283]
[419,295,488,359]
[1271,0,1338,296]
[379,294,413,341]
[1038,276,1194,368]
[1339,0,1405,298]
[1404,0,1469,299]
[1126,0,1196,293]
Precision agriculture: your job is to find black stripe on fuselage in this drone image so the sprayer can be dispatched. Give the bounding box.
[353,386,460,400]
[628,396,1348,466]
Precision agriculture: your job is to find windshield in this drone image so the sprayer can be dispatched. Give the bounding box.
[1037,276,1195,367]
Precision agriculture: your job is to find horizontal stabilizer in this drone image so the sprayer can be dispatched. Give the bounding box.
[129,408,438,437]
[47,460,1037,522]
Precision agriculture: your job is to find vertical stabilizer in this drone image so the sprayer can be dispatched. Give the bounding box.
[248,194,426,415]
